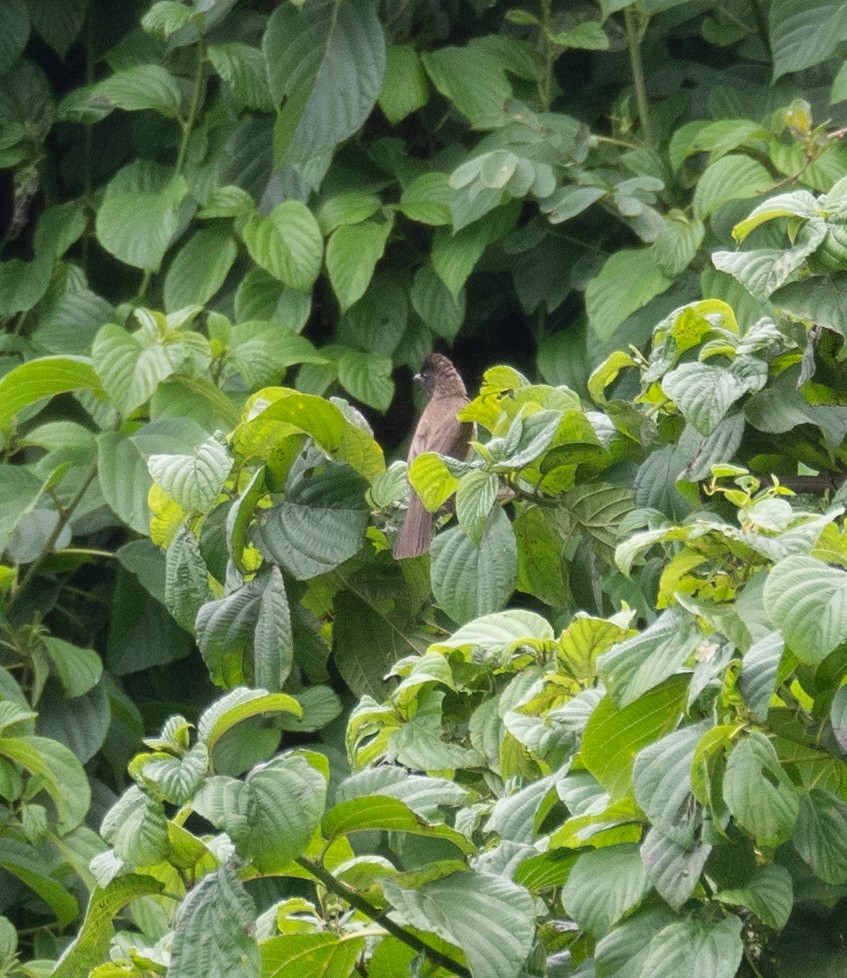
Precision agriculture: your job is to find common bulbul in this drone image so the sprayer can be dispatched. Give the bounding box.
[392,353,472,559]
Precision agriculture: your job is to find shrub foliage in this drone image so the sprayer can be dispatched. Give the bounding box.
[1,0,847,976]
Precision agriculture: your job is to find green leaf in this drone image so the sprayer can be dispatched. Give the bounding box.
[832,683,847,751]
[0,255,53,317]
[598,607,700,707]
[716,864,794,930]
[586,248,673,340]
[724,731,799,846]
[549,20,609,49]
[662,361,761,436]
[51,874,164,978]
[382,870,535,978]
[239,389,385,481]
[0,0,29,75]
[562,844,651,936]
[92,322,175,416]
[323,795,474,852]
[692,155,771,219]
[140,742,208,805]
[764,556,847,664]
[770,0,847,79]
[0,837,78,928]
[422,43,513,128]
[431,204,519,296]
[164,227,238,312]
[594,907,678,978]
[97,429,158,534]
[712,218,826,301]
[41,637,102,698]
[793,788,847,884]
[256,460,369,580]
[651,212,705,277]
[633,723,704,842]
[411,264,466,342]
[456,470,499,544]
[260,934,366,978]
[263,0,385,164]
[640,915,743,978]
[95,161,188,272]
[336,347,394,411]
[169,866,260,978]
[207,43,273,112]
[0,734,90,832]
[390,688,485,771]
[241,201,323,290]
[317,191,382,234]
[333,590,421,700]
[581,675,688,798]
[197,687,302,753]
[739,631,784,721]
[542,184,606,224]
[100,784,168,864]
[148,434,233,513]
[165,527,212,634]
[430,507,517,625]
[141,1,195,38]
[640,826,711,911]
[326,218,393,312]
[0,355,101,429]
[92,64,183,117]
[253,566,293,691]
[379,43,428,124]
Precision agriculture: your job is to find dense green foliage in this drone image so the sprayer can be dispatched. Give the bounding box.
[2,0,847,975]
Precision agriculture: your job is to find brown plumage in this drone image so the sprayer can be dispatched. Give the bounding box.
[393,353,472,559]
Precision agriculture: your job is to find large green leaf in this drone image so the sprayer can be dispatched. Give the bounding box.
[382,870,535,978]
[263,0,385,164]
[97,430,153,534]
[0,0,29,74]
[326,218,393,312]
[323,794,474,851]
[430,507,518,625]
[0,837,78,928]
[763,555,847,663]
[256,460,369,580]
[792,788,847,884]
[692,155,771,219]
[724,731,799,846]
[241,201,323,290]
[715,864,793,930]
[168,866,260,978]
[148,434,233,513]
[598,607,700,707]
[770,0,847,79]
[260,933,366,978]
[581,675,688,798]
[237,389,385,481]
[379,42,428,124]
[0,356,101,429]
[585,248,673,340]
[91,64,183,117]
[632,723,704,842]
[92,322,175,417]
[661,361,764,435]
[422,42,515,128]
[562,844,651,936]
[95,161,188,271]
[51,875,165,978]
[639,916,743,978]
[163,227,238,312]
[640,827,711,911]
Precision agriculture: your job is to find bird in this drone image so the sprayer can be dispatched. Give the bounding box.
[393,353,472,559]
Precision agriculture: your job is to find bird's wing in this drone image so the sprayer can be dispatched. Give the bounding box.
[407,395,469,462]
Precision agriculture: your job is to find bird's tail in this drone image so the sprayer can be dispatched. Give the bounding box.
[392,495,432,559]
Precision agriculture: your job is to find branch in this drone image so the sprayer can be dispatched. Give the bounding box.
[295,857,471,978]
